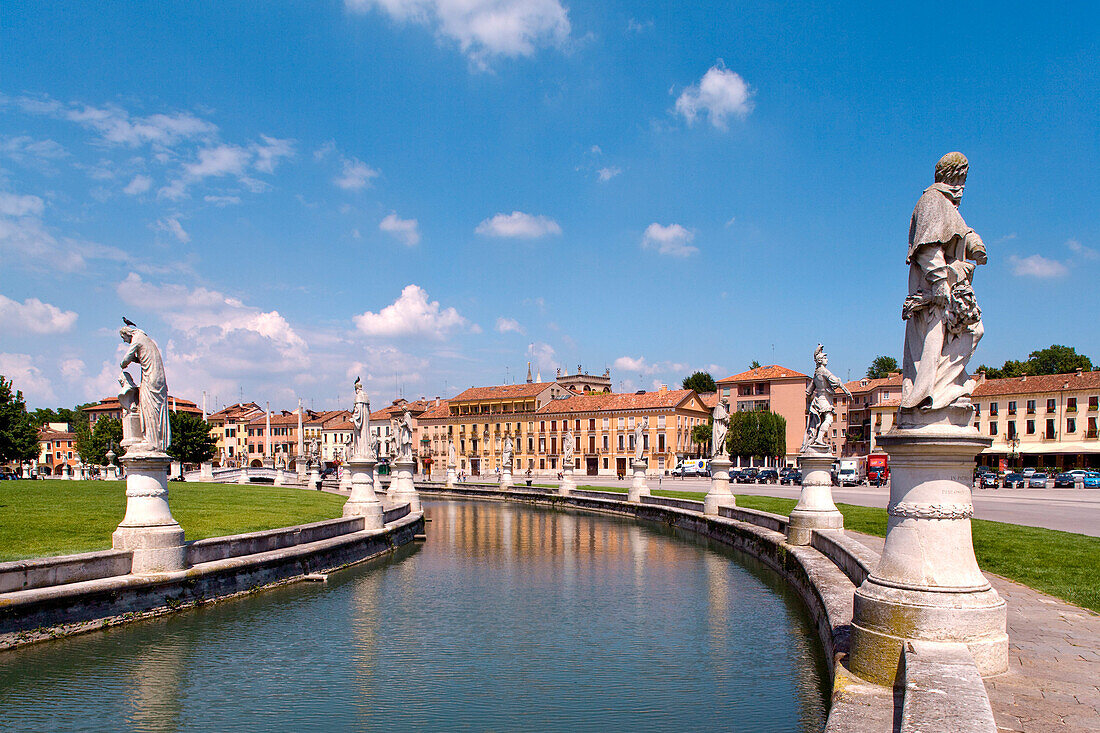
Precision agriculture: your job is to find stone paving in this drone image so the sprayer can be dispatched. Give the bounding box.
[850,531,1100,732]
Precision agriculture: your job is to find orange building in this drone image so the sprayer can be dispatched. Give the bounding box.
[715,365,810,466]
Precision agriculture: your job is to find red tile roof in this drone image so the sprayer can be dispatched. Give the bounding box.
[844,374,903,394]
[418,400,451,420]
[38,427,75,441]
[535,389,702,415]
[451,382,556,402]
[698,392,719,408]
[85,395,202,414]
[207,402,263,420]
[717,365,808,383]
[973,371,1100,397]
[369,399,437,421]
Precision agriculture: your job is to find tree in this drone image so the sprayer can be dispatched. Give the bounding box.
[167,411,217,464]
[750,360,762,369]
[76,416,122,465]
[726,410,785,460]
[682,371,717,394]
[866,356,899,380]
[690,422,712,455]
[0,376,42,465]
[978,345,1093,379]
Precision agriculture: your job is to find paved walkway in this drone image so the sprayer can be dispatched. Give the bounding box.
[850,532,1100,732]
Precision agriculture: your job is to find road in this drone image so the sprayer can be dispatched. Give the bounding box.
[547,474,1100,537]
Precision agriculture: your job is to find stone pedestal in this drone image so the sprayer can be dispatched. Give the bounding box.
[339,467,352,492]
[75,464,85,481]
[112,453,186,574]
[703,456,735,515]
[388,459,421,512]
[500,465,514,489]
[560,466,576,495]
[309,467,322,490]
[273,469,284,486]
[262,456,274,469]
[342,456,384,529]
[787,452,844,545]
[445,465,457,487]
[850,428,1007,685]
[237,467,249,484]
[21,464,30,479]
[199,461,214,482]
[628,459,650,502]
[169,461,182,480]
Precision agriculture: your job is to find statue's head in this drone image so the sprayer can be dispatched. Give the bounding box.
[119,326,136,343]
[814,344,827,367]
[934,152,968,187]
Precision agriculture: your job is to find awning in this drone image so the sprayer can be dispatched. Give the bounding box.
[981,441,1100,455]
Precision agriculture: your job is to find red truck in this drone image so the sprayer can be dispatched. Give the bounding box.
[867,454,889,486]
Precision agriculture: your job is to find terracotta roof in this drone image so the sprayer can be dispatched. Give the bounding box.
[972,371,1100,397]
[326,420,354,431]
[535,389,701,415]
[698,392,719,408]
[844,374,903,394]
[717,365,808,383]
[873,398,902,408]
[248,412,301,426]
[85,395,201,414]
[207,402,262,420]
[369,399,437,421]
[418,400,451,420]
[38,427,75,440]
[305,410,351,426]
[451,382,556,402]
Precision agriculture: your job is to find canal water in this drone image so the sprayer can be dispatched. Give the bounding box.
[0,499,829,731]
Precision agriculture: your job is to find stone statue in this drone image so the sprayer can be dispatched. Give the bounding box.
[900,152,986,423]
[395,410,413,462]
[350,377,371,459]
[502,434,514,469]
[119,321,170,453]
[562,429,575,468]
[447,439,456,467]
[371,431,382,461]
[633,416,648,462]
[117,371,141,447]
[802,344,852,452]
[711,399,730,458]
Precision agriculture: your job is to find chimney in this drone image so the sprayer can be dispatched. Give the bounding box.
[577,364,582,375]
[659,384,668,393]
[1021,375,1027,382]
[976,370,986,384]
[1077,368,1084,376]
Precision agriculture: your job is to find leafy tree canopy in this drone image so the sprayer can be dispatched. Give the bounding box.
[750,360,762,369]
[978,345,1093,380]
[76,416,122,465]
[167,411,217,464]
[690,422,712,454]
[0,375,43,464]
[866,355,899,380]
[682,371,717,394]
[727,410,786,459]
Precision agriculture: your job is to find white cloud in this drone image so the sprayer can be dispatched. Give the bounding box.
[675,63,754,130]
[642,222,698,256]
[334,157,380,190]
[123,174,153,195]
[155,216,190,243]
[0,353,56,404]
[353,284,473,339]
[159,140,292,200]
[527,341,558,373]
[252,135,295,174]
[626,18,653,33]
[0,294,78,334]
[0,192,45,217]
[495,317,524,335]
[476,211,561,238]
[379,212,421,246]
[14,95,217,147]
[1067,238,1098,260]
[1008,254,1068,279]
[346,0,571,67]
[597,166,621,182]
[59,358,85,381]
[0,136,67,169]
[613,355,689,376]
[203,195,241,207]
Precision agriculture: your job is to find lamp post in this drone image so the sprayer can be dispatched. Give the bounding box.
[1009,435,1020,469]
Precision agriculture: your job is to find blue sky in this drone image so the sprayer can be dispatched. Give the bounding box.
[1,1,1097,411]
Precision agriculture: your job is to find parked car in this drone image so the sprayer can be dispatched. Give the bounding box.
[1027,472,1049,488]
[737,467,760,483]
[1083,472,1100,489]
[1021,467,1037,477]
[979,473,999,489]
[779,468,799,485]
[1003,472,1026,488]
[1053,472,1076,488]
[727,468,742,483]
[757,469,779,484]
[784,469,802,485]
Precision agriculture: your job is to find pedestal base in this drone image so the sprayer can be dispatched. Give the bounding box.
[445,466,456,487]
[703,456,735,515]
[849,427,1007,685]
[237,468,249,484]
[309,469,321,490]
[560,467,576,495]
[388,459,421,513]
[343,457,383,529]
[787,452,844,545]
[500,470,514,489]
[113,453,186,574]
[199,462,214,482]
[273,470,284,486]
[628,460,649,502]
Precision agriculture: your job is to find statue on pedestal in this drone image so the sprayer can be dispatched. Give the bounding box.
[711,399,729,458]
[350,377,371,459]
[119,320,170,454]
[900,151,986,425]
[394,410,414,462]
[502,434,514,469]
[801,344,852,452]
[633,416,648,462]
[447,439,456,467]
[562,429,574,468]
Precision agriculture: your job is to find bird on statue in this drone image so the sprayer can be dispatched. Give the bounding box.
[122,316,137,327]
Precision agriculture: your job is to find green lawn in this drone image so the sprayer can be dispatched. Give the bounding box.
[0,480,346,561]
[576,485,1100,614]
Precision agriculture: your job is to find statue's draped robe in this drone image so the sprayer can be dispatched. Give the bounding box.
[122,331,170,452]
[351,396,369,458]
[712,402,729,457]
[902,184,983,411]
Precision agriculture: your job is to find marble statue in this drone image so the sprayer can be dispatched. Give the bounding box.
[562,429,575,467]
[350,377,371,458]
[633,416,648,462]
[502,435,514,468]
[447,439,456,467]
[119,321,170,453]
[802,344,852,452]
[900,152,986,420]
[711,399,729,458]
[396,410,413,462]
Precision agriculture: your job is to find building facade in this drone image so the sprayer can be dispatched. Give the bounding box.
[206,402,264,465]
[37,423,76,475]
[84,394,202,428]
[715,365,810,466]
[837,373,903,457]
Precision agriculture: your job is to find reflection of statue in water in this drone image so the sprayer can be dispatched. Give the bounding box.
[711,399,729,458]
[900,152,987,422]
[633,416,648,462]
[802,344,852,452]
[119,321,170,453]
[350,377,371,459]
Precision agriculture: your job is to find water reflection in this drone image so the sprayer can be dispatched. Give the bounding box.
[0,499,828,732]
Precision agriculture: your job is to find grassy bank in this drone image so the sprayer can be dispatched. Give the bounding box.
[578,485,1100,614]
[0,480,345,561]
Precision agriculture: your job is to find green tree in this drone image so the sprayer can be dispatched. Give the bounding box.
[978,345,1092,379]
[726,410,785,460]
[167,411,217,464]
[750,360,762,369]
[866,355,899,380]
[76,416,122,465]
[682,371,717,394]
[0,376,42,465]
[690,422,712,455]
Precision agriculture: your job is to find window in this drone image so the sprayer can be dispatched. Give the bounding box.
[1026,420,1035,435]
[1067,418,1077,434]
[975,403,981,417]
[1008,401,1016,415]
[539,438,545,453]
[550,421,556,432]
[603,458,608,469]
[1026,400,1036,414]
[618,435,624,450]
[602,417,609,428]
[989,422,998,436]
[989,402,998,416]
[602,436,609,450]
[642,434,649,450]
[1047,398,1057,413]
[1045,419,1056,439]
[1068,397,1078,412]
[657,415,666,428]
[628,416,635,428]
[658,433,666,452]
[721,388,730,398]
[617,417,624,429]
[1007,421,1016,439]
[1091,396,1099,411]
[539,421,545,431]
[1089,417,1098,439]
[588,418,595,430]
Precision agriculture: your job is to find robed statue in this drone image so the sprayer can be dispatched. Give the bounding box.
[502,435,514,469]
[395,410,413,462]
[900,152,986,423]
[350,377,371,459]
[802,344,852,452]
[633,416,648,462]
[711,399,730,458]
[562,429,575,468]
[447,439,456,467]
[119,321,170,453]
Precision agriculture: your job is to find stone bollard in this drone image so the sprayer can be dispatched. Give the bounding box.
[308,466,322,490]
[112,452,186,573]
[339,467,352,492]
[850,426,1007,685]
[388,458,421,512]
[703,456,735,515]
[342,456,384,529]
[199,461,214,482]
[560,467,576,496]
[628,459,650,502]
[787,453,844,545]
